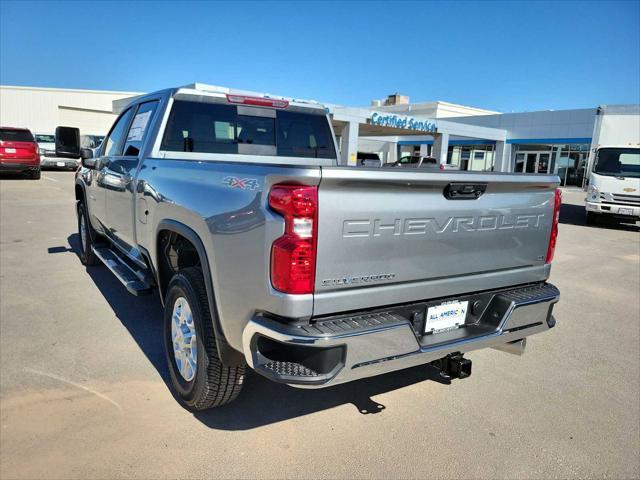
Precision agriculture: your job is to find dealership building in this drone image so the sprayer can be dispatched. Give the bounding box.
[1,84,638,187]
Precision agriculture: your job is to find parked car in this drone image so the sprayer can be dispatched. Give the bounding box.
[357,151,381,167]
[67,83,561,410]
[0,127,40,179]
[35,133,80,170]
[391,154,443,170]
[442,163,460,170]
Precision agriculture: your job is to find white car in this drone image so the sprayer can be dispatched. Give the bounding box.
[35,134,80,170]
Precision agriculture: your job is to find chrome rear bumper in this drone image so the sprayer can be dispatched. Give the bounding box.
[242,283,559,388]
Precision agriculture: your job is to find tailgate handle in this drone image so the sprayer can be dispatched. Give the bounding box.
[444,183,487,200]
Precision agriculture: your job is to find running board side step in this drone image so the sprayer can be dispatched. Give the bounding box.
[91,246,152,296]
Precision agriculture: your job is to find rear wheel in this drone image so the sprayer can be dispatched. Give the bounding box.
[164,267,245,410]
[77,202,99,265]
[30,168,41,180]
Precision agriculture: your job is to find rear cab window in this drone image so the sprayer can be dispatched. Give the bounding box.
[0,129,34,143]
[160,99,336,159]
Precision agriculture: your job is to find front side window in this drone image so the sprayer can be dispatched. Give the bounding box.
[104,108,135,157]
[160,100,336,159]
[594,148,640,178]
[35,134,55,143]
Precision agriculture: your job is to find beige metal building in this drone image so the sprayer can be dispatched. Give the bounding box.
[0,85,142,136]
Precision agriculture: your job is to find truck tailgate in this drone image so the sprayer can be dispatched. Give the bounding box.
[313,168,559,315]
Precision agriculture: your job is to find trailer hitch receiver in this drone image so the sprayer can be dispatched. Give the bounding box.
[431,353,472,380]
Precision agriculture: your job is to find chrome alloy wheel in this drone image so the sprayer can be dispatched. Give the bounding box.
[80,213,87,253]
[171,297,197,382]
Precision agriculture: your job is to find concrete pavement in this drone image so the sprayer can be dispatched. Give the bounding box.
[1,171,638,479]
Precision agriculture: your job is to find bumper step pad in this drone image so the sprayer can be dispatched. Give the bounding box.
[497,283,560,306]
[301,312,406,336]
[263,361,320,378]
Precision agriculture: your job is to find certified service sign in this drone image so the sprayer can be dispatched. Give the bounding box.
[370,112,437,133]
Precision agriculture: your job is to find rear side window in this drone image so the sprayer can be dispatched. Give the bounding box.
[161,100,336,159]
[0,129,34,142]
[122,100,159,156]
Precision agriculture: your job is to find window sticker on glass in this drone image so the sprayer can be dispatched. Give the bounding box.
[127,110,153,141]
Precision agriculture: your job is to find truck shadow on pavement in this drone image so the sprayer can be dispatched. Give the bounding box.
[559,203,639,232]
[62,233,450,430]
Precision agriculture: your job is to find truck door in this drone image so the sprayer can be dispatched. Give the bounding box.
[90,107,135,231]
[103,100,159,257]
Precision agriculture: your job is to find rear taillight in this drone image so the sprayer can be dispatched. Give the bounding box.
[545,188,562,264]
[269,184,318,294]
[226,94,289,109]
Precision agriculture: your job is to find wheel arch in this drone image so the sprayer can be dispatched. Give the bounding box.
[155,219,245,367]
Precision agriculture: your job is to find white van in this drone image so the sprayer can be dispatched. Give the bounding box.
[585,145,640,224]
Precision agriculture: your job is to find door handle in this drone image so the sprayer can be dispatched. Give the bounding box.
[443,183,487,200]
[102,170,129,192]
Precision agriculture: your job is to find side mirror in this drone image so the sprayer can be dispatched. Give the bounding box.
[80,148,96,168]
[55,126,81,159]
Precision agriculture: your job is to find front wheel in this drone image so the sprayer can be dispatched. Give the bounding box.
[586,211,598,225]
[164,267,245,410]
[77,202,99,265]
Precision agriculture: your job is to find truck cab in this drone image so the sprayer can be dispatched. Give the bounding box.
[585,145,640,224]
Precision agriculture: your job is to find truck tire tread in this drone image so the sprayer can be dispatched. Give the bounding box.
[77,202,100,266]
[166,267,245,410]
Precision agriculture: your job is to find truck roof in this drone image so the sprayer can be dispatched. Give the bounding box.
[175,83,327,112]
[594,144,640,149]
[113,83,328,114]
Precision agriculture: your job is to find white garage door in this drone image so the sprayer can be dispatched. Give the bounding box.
[58,107,118,136]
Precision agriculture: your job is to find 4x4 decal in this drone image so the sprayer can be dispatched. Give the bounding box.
[223,176,259,190]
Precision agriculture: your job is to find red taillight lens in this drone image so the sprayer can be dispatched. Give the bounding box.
[226,94,289,109]
[545,188,562,264]
[269,185,318,294]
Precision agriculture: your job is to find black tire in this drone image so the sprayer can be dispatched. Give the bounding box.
[77,201,100,266]
[164,267,245,410]
[30,168,41,180]
[586,211,598,225]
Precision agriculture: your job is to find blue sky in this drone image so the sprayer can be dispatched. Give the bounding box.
[1,0,639,112]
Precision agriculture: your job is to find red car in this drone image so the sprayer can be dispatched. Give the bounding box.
[0,127,41,179]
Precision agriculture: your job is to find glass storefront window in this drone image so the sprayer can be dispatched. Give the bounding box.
[514,143,590,181]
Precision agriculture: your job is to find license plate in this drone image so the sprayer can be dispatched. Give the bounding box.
[56,161,65,167]
[619,208,633,216]
[425,300,468,334]
[5,148,16,153]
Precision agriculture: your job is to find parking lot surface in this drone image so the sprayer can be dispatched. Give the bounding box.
[1,171,639,479]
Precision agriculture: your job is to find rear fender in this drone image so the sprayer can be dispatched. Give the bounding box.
[155,219,245,367]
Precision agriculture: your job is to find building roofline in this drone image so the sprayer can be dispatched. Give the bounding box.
[0,84,143,96]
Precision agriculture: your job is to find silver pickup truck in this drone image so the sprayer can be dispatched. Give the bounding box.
[62,84,561,410]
